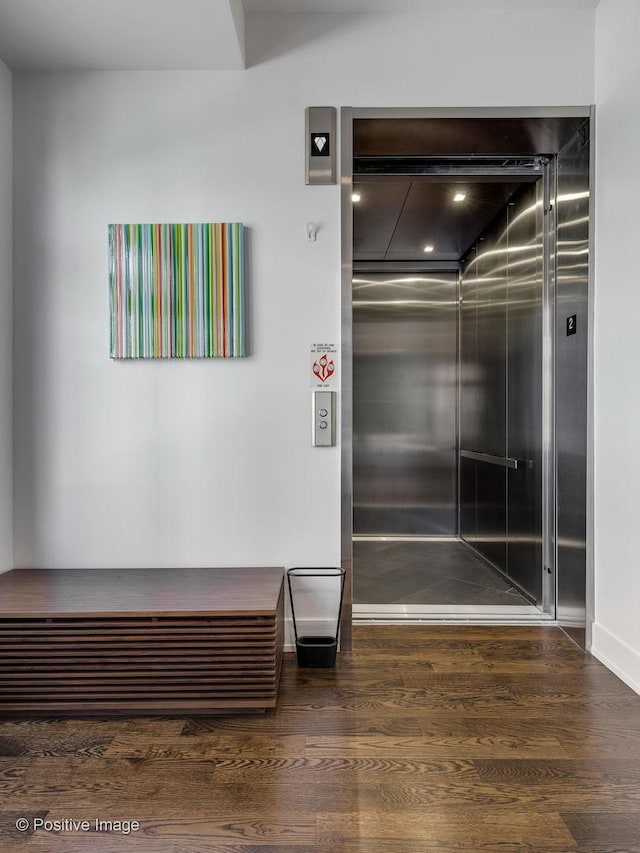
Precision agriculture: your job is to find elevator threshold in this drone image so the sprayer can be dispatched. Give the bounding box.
[352,536,546,617]
[353,603,552,624]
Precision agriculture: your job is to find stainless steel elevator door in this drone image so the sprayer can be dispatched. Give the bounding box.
[475,207,508,572]
[353,273,458,535]
[507,182,544,601]
[459,181,544,604]
[459,256,478,549]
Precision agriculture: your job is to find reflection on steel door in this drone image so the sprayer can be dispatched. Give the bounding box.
[353,272,458,536]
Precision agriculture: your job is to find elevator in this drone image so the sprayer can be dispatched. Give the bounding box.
[341,110,592,649]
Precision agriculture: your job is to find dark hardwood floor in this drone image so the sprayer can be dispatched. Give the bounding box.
[1,624,640,852]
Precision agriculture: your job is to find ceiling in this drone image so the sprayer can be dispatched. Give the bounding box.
[245,0,599,8]
[0,0,246,71]
[0,0,599,71]
[353,179,525,263]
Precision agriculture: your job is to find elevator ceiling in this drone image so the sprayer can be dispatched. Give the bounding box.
[352,115,587,263]
[353,178,525,262]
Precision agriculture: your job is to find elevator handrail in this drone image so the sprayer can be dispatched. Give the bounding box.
[460,449,531,471]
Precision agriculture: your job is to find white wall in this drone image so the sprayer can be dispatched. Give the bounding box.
[12,10,594,578]
[0,59,11,573]
[592,0,640,692]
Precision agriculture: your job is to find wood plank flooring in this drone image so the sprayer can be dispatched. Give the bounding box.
[1,624,640,852]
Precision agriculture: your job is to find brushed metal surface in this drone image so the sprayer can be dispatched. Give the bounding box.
[585,106,596,652]
[352,272,458,535]
[555,121,590,647]
[541,158,557,616]
[353,108,591,119]
[459,181,545,600]
[459,248,478,547]
[474,208,508,571]
[340,107,354,650]
[506,182,544,604]
[312,391,336,446]
[305,106,337,185]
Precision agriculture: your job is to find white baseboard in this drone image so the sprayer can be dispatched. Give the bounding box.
[591,622,640,695]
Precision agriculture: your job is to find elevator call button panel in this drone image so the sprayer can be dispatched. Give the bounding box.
[313,391,336,447]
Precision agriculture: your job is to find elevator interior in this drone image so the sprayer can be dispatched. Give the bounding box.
[347,114,590,638]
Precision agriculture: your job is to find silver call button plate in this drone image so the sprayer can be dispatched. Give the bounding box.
[313,391,335,446]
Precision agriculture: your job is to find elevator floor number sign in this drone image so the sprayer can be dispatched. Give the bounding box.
[311,343,337,388]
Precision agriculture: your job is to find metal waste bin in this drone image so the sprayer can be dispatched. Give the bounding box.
[286,568,346,667]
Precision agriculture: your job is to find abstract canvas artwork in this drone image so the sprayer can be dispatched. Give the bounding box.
[109,223,246,359]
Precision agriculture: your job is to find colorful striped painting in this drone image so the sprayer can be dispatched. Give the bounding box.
[109,223,246,359]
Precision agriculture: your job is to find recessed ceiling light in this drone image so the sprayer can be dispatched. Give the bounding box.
[454,191,467,203]
[352,192,361,203]
[423,244,435,253]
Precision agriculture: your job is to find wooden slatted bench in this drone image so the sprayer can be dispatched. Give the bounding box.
[0,566,284,715]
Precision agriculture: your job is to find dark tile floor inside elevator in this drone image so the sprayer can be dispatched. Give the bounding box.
[353,539,532,606]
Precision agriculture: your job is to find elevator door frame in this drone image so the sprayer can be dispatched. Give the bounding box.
[340,107,595,653]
